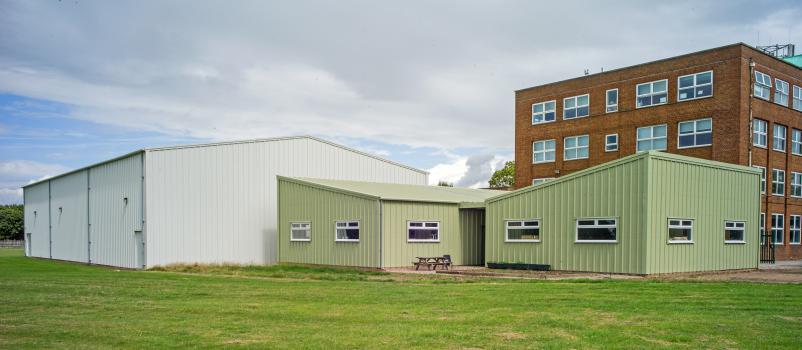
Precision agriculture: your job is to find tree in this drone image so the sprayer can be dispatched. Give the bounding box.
[437,181,453,187]
[0,205,24,240]
[488,161,514,188]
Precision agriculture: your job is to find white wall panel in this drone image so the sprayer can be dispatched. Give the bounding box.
[24,183,50,258]
[50,170,89,262]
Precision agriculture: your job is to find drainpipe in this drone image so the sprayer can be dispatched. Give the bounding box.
[749,58,755,167]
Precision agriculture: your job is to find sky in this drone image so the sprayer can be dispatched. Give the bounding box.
[1,0,801,204]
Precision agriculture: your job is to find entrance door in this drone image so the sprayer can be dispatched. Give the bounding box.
[134,230,145,268]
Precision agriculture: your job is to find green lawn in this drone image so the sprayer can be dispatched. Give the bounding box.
[1,249,801,349]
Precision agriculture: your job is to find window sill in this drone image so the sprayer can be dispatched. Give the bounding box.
[532,120,556,126]
[677,94,713,103]
[335,240,360,243]
[753,144,768,149]
[290,239,311,242]
[772,194,785,197]
[677,144,712,150]
[605,149,618,152]
[668,240,694,244]
[505,240,541,243]
[635,102,668,109]
[772,149,786,153]
[725,241,746,244]
[575,240,617,244]
[562,115,589,121]
[407,240,440,243]
[533,160,556,165]
[564,157,589,162]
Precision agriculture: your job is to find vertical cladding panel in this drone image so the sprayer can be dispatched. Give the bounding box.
[145,137,427,267]
[458,209,485,266]
[24,182,50,258]
[49,170,89,262]
[277,179,380,267]
[486,158,648,274]
[89,153,143,268]
[646,158,759,274]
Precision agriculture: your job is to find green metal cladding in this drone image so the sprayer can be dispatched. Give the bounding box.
[485,152,760,275]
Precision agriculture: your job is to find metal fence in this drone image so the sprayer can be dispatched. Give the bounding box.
[0,240,24,248]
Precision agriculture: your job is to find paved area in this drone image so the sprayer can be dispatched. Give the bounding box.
[760,260,802,270]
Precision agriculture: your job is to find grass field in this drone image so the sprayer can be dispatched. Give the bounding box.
[1,249,801,349]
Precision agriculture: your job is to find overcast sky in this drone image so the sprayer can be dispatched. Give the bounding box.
[1,0,801,203]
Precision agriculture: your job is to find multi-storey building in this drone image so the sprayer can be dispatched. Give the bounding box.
[515,43,802,260]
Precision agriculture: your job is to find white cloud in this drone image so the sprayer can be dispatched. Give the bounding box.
[428,153,511,188]
[0,160,68,181]
[0,188,23,205]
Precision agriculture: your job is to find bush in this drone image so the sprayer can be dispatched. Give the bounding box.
[0,205,24,240]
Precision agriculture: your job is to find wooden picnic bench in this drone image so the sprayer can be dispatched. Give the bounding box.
[413,255,452,270]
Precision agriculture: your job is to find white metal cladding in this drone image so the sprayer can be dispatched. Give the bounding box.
[88,153,143,268]
[23,183,50,258]
[50,170,89,262]
[145,136,427,267]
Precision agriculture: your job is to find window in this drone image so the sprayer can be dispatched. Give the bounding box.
[793,173,802,198]
[606,89,618,112]
[775,79,789,106]
[563,135,589,160]
[773,124,786,152]
[753,119,767,147]
[605,134,618,152]
[724,221,746,243]
[636,79,668,108]
[754,71,772,100]
[677,118,712,148]
[532,101,556,124]
[793,129,802,155]
[532,178,554,186]
[771,213,784,245]
[636,125,667,152]
[576,218,617,243]
[772,169,785,196]
[790,216,801,245]
[753,166,766,194]
[668,219,693,243]
[563,94,590,119]
[335,221,360,242]
[290,222,311,241]
[532,140,556,163]
[678,71,713,101]
[794,85,802,111]
[408,221,439,242]
[760,213,766,245]
[505,220,540,242]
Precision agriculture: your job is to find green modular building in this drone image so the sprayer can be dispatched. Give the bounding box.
[277,177,505,268]
[485,151,761,275]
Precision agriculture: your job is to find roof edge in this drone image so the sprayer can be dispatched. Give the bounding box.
[22,150,145,189]
[277,176,381,201]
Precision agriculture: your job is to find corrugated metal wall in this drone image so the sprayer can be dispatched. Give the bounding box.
[486,158,648,274]
[277,178,381,268]
[23,182,50,258]
[145,137,427,267]
[645,157,760,274]
[50,170,88,262]
[459,209,485,266]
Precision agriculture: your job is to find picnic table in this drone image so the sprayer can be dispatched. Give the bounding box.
[413,256,451,270]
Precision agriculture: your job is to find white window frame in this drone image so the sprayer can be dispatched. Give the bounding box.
[532,178,554,186]
[753,119,768,148]
[677,118,712,149]
[792,129,802,155]
[575,218,617,243]
[793,85,802,111]
[563,135,589,161]
[774,79,789,106]
[563,94,590,120]
[532,139,556,164]
[772,169,785,196]
[773,124,787,152]
[790,215,801,245]
[335,221,360,242]
[771,213,784,245]
[791,172,802,198]
[505,219,541,243]
[754,71,772,100]
[760,213,766,245]
[667,218,694,244]
[605,134,618,152]
[724,221,746,244]
[636,79,668,108]
[753,166,766,194]
[290,222,312,242]
[407,221,440,242]
[636,124,667,152]
[677,70,713,101]
[531,100,556,125]
[606,89,618,113]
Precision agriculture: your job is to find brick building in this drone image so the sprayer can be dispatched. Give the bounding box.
[515,43,802,260]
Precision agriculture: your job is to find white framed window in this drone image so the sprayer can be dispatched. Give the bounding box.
[605,134,618,152]
[775,79,789,106]
[792,129,802,155]
[407,221,440,242]
[606,89,618,113]
[636,79,668,108]
[772,169,785,196]
[563,135,589,160]
[771,213,784,245]
[754,71,772,100]
[760,213,766,245]
[724,221,746,244]
[335,221,360,242]
[793,85,802,111]
[532,101,556,124]
[563,94,590,120]
[677,71,713,101]
[792,173,802,198]
[505,220,541,242]
[677,118,712,148]
[290,222,311,242]
[773,124,786,152]
[636,124,667,152]
[753,166,766,194]
[668,218,693,243]
[532,178,554,186]
[753,119,768,148]
[575,218,617,243]
[533,140,556,164]
[790,215,801,245]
